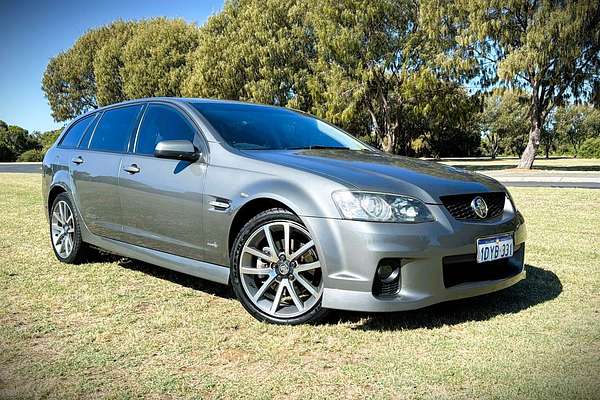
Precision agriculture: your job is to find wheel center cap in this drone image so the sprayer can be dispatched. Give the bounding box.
[277,261,290,275]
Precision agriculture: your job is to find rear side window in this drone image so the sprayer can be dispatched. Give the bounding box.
[59,115,95,148]
[135,104,196,155]
[88,105,143,153]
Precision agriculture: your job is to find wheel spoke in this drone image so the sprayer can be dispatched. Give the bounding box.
[283,222,290,257]
[65,235,72,254]
[51,223,62,236]
[295,261,320,273]
[240,266,272,275]
[295,273,318,298]
[59,202,66,223]
[253,273,277,301]
[286,280,304,311]
[57,238,64,255]
[290,240,314,261]
[263,226,277,257]
[53,211,64,225]
[270,279,285,314]
[244,246,277,263]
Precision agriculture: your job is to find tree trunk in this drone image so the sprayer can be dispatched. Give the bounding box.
[518,93,544,169]
[517,123,541,169]
[382,129,395,153]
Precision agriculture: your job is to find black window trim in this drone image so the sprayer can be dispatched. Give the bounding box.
[129,101,209,161]
[83,102,146,155]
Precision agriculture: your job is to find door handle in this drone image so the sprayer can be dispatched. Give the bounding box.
[71,156,84,165]
[123,164,141,174]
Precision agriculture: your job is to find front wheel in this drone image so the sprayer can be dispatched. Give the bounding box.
[230,208,328,325]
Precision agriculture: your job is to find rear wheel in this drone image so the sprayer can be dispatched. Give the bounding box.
[230,208,328,324]
[49,193,88,264]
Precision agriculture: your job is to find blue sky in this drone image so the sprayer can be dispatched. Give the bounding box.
[0,0,224,133]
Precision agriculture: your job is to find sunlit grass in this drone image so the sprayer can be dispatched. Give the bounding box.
[1,173,598,399]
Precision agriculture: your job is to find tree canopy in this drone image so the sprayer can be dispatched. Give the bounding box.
[40,0,600,163]
[420,0,600,167]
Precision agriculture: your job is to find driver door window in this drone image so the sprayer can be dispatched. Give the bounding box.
[135,104,196,155]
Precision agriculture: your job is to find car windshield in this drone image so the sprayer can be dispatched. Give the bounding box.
[189,102,369,151]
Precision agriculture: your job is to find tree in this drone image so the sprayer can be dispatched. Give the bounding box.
[0,122,39,161]
[122,18,200,99]
[306,0,424,153]
[38,128,63,155]
[94,21,137,106]
[480,90,530,158]
[400,70,482,157]
[421,0,600,168]
[184,0,314,109]
[554,104,600,157]
[42,19,200,122]
[42,24,118,121]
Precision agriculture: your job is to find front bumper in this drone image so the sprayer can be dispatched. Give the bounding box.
[303,201,527,312]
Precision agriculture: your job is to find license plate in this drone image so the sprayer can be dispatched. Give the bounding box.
[476,233,514,263]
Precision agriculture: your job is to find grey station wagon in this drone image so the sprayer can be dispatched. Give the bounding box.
[43,98,527,324]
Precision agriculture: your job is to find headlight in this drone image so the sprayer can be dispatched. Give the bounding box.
[332,191,434,223]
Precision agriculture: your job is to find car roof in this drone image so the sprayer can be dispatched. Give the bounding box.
[89,97,294,113]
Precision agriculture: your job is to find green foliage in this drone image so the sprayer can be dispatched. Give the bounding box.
[38,128,63,155]
[184,0,313,109]
[17,149,44,162]
[554,104,600,157]
[122,18,199,99]
[421,0,600,167]
[579,137,600,158]
[42,19,200,121]
[40,1,598,161]
[480,90,530,157]
[0,121,40,162]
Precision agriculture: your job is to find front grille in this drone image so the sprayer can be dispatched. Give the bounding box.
[440,192,505,221]
[442,245,524,288]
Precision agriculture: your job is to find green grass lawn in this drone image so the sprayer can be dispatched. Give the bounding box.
[1,173,599,399]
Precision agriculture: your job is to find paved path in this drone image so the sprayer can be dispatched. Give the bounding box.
[1,162,599,188]
[480,170,600,189]
[0,162,42,173]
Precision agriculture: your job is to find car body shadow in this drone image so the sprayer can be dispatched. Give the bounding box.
[85,250,234,299]
[329,265,561,330]
[87,252,559,328]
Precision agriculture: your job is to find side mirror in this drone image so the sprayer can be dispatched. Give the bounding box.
[154,140,200,162]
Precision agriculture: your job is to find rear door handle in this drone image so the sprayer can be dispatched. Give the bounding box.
[71,156,84,165]
[123,164,140,174]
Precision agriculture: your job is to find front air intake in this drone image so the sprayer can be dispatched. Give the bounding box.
[372,259,402,297]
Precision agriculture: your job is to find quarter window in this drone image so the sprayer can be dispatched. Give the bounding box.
[135,104,196,155]
[59,114,95,148]
[88,105,143,153]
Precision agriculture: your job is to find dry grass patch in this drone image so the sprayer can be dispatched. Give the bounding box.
[1,173,599,399]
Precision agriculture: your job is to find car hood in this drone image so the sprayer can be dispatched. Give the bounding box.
[243,149,505,204]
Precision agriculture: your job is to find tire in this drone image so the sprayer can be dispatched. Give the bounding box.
[49,192,89,264]
[230,208,329,325]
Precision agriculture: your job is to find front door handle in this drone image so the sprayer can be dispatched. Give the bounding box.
[123,164,141,174]
[71,156,84,165]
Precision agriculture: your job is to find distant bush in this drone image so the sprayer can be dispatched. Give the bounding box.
[17,149,44,162]
[578,137,600,159]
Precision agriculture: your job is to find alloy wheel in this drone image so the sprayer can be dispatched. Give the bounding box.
[51,200,76,258]
[239,221,323,319]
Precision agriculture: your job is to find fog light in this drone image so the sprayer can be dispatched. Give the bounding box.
[373,259,402,297]
[377,263,399,283]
